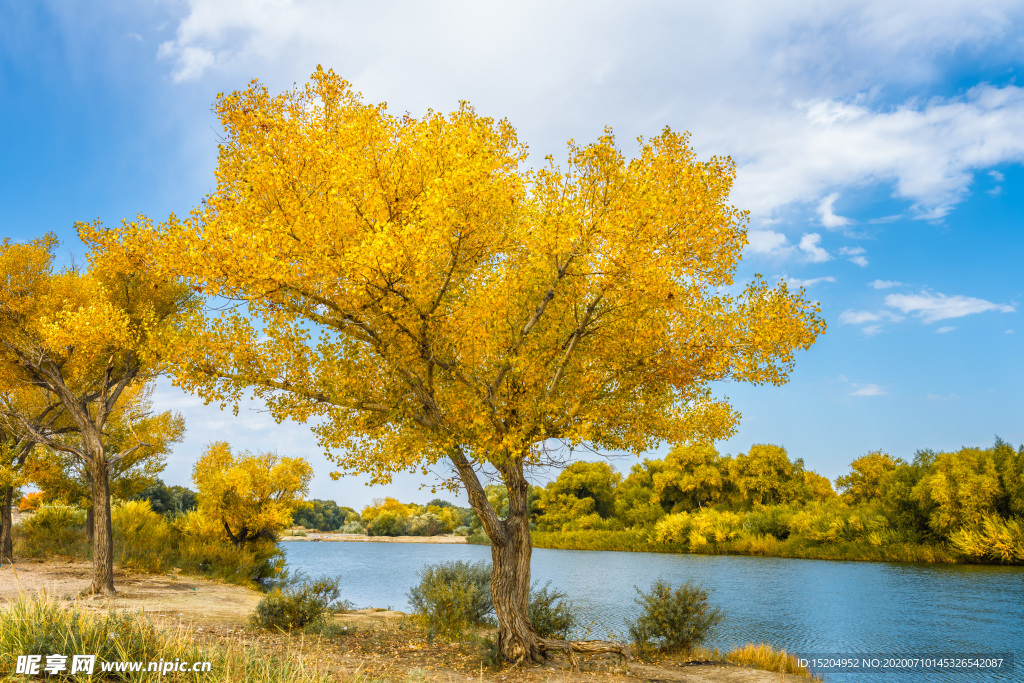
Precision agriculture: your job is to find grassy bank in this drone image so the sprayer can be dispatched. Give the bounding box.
[531,529,962,563]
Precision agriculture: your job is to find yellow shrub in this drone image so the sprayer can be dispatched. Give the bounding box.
[112,500,172,572]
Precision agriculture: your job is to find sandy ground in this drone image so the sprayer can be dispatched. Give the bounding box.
[0,560,810,682]
[281,533,468,544]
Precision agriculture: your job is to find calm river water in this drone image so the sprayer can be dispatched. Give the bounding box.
[281,541,1022,682]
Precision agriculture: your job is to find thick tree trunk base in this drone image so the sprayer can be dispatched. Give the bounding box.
[539,638,633,670]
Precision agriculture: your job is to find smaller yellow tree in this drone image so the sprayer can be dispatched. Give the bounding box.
[192,442,312,546]
[835,450,903,505]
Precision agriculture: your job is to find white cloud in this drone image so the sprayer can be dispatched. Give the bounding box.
[839,309,903,324]
[154,1,1024,224]
[869,279,904,289]
[746,230,794,257]
[839,246,868,267]
[851,383,887,396]
[785,275,837,288]
[989,170,1005,182]
[936,326,956,333]
[884,291,1016,323]
[818,193,852,229]
[799,233,831,262]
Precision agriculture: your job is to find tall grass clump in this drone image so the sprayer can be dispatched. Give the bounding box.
[250,575,343,632]
[14,504,89,559]
[0,594,336,682]
[725,643,815,677]
[407,560,493,637]
[627,579,723,657]
[0,593,204,681]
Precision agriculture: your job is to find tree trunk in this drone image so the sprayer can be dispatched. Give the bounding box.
[451,448,633,667]
[86,504,95,543]
[490,491,543,663]
[88,451,115,595]
[1,485,13,563]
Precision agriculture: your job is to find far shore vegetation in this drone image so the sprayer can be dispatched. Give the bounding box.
[8,436,1023,577]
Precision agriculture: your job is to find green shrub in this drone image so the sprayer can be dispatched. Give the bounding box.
[366,511,407,537]
[627,579,723,656]
[527,582,577,638]
[250,576,343,631]
[407,560,493,636]
[15,504,88,559]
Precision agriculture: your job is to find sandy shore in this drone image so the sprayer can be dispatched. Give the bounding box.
[280,532,468,544]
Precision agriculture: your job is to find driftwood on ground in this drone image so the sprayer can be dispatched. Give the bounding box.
[540,638,633,670]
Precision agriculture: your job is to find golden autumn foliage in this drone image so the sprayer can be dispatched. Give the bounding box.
[0,233,195,592]
[192,441,313,546]
[83,67,825,659]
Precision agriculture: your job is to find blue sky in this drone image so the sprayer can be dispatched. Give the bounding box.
[3,1,1021,508]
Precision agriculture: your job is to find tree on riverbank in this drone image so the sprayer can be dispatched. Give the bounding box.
[0,234,194,593]
[192,442,312,547]
[84,68,825,661]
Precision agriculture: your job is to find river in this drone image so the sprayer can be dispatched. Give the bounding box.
[281,541,1021,682]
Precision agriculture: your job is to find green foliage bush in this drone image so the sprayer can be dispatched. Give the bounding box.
[366,511,407,536]
[291,499,355,531]
[250,576,343,631]
[407,560,493,636]
[134,480,198,517]
[407,561,580,639]
[527,582,577,638]
[627,579,723,656]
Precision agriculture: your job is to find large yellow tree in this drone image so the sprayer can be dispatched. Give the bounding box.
[0,234,194,593]
[85,68,825,660]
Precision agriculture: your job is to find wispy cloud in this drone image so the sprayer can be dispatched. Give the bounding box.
[839,246,868,267]
[869,279,904,289]
[746,230,794,258]
[819,193,852,229]
[851,383,887,396]
[785,275,837,288]
[839,309,903,325]
[884,291,1015,323]
[799,233,831,263]
[936,326,956,333]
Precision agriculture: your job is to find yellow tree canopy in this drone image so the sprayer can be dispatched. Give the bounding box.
[25,382,186,505]
[192,441,313,545]
[85,67,826,491]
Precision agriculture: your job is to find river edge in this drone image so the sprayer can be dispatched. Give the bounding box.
[0,561,812,682]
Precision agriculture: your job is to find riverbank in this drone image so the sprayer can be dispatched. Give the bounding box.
[528,529,965,564]
[0,561,812,682]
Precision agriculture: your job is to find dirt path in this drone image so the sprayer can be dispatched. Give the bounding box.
[0,561,809,682]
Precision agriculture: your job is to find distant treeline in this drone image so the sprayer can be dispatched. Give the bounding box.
[317,437,1022,565]
[114,436,1024,565]
[525,437,1024,564]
